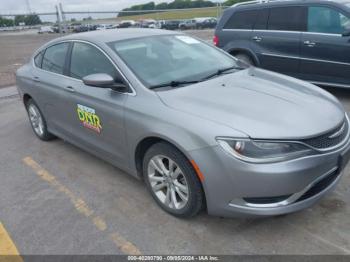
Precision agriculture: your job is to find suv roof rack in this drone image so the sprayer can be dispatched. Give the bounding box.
[231,0,301,7]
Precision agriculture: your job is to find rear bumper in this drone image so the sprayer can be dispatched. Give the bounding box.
[189,140,350,218]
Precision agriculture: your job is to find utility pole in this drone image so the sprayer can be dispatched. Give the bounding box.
[25,0,32,13]
[55,5,62,34]
[59,3,66,33]
[59,3,66,23]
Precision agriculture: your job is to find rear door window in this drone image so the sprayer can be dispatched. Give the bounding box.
[42,42,69,75]
[268,6,307,31]
[254,9,269,30]
[307,6,350,34]
[224,10,259,29]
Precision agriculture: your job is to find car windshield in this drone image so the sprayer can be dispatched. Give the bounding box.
[108,35,239,88]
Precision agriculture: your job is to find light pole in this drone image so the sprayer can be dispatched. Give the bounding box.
[215,0,224,18]
[25,0,32,13]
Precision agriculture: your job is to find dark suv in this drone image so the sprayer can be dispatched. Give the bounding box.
[214,0,350,88]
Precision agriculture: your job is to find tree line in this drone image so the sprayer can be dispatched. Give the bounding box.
[0,14,41,27]
[119,0,248,16]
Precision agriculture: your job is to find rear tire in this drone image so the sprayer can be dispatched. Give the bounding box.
[234,53,255,66]
[143,142,204,218]
[25,99,55,141]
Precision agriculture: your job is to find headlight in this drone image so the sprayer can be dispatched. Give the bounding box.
[217,138,313,163]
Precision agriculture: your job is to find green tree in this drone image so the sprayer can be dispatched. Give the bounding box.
[118,0,248,17]
[223,0,248,6]
[14,14,41,25]
[155,2,168,9]
[27,14,41,25]
[121,0,215,12]
[0,16,14,27]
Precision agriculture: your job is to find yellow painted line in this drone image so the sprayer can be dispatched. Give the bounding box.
[111,233,142,255]
[22,156,142,255]
[0,223,23,261]
[93,216,107,231]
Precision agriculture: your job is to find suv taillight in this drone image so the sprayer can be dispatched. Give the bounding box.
[213,35,219,46]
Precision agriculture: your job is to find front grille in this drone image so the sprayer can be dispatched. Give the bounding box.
[301,119,348,149]
[297,170,339,202]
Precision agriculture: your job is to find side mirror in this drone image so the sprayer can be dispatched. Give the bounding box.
[83,73,115,87]
[342,29,350,37]
[82,73,127,91]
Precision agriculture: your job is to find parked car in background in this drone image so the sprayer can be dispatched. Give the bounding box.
[179,19,197,30]
[198,18,217,29]
[73,24,98,33]
[214,0,350,88]
[162,20,181,30]
[52,24,68,33]
[73,25,89,33]
[118,20,136,28]
[96,24,114,30]
[70,22,82,31]
[155,20,166,29]
[38,26,54,34]
[140,19,157,28]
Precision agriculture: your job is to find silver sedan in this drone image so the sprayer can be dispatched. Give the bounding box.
[16,29,350,218]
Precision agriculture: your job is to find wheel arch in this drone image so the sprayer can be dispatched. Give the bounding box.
[134,136,193,179]
[23,93,32,106]
[134,135,208,212]
[228,48,260,66]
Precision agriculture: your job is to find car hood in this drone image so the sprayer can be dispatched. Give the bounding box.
[157,68,345,139]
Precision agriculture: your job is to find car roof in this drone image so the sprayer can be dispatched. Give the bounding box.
[50,28,179,45]
[232,0,350,9]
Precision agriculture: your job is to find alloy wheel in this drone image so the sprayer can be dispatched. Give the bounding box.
[147,155,189,210]
[28,104,44,136]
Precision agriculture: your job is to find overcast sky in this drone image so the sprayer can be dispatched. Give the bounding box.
[0,0,174,14]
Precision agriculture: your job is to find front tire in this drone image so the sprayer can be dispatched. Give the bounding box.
[25,99,55,141]
[143,142,204,218]
[235,53,255,66]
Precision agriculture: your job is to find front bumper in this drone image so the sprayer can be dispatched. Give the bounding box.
[189,140,350,218]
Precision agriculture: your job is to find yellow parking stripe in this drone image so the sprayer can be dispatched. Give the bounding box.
[0,223,22,261]
[22,156,142,255]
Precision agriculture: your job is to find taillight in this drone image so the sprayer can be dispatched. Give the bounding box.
[213,35,219,46]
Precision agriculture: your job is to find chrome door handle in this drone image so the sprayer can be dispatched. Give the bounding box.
[63,86,75,93]
[252,36,262,42]
[304,40,316,47]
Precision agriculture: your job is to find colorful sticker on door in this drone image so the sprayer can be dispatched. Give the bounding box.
[77,104,102,133]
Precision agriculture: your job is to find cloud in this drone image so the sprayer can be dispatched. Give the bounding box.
[0,0,171,14]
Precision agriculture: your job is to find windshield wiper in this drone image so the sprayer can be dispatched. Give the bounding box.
[149,80,200,90]
[201,66,244,81]
[149,66,244,90]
